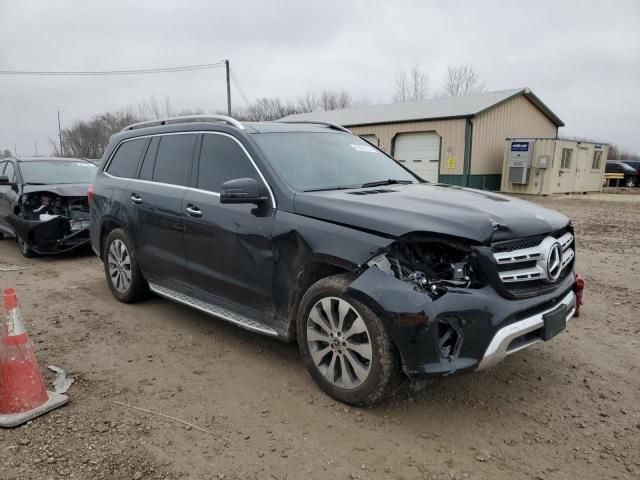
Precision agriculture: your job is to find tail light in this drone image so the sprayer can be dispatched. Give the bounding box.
[87,184,94,204]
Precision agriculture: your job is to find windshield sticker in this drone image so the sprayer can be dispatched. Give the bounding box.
[351,144,376,153]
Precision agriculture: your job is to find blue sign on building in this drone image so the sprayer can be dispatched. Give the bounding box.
[511,142,529,152]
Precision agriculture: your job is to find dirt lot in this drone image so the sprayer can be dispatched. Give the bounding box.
[1,193,639,480]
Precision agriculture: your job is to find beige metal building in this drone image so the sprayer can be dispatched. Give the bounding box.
[281,88,563,190]
[501,138,608,195]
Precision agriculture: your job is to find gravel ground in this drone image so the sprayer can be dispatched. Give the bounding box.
[0,193,639,480]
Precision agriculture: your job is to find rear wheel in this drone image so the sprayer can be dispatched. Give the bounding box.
[297,274,400,406]
[103,228,148,303]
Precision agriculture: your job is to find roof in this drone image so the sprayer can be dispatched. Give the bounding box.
[14,156,91,162]
[281,88,564,128]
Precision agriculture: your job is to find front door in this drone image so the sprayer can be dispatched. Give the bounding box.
[0,161,19,236]
[182,132,275,320]
[573,147,589,192]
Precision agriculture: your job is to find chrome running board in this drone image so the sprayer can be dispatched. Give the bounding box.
[149,283,278,337]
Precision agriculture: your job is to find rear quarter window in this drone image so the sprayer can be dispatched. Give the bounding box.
[107,138,147,178]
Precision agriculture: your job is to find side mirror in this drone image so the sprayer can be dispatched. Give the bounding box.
[0,175,10,185]
[220,178,267,205]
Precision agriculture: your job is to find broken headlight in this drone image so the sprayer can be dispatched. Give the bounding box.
[368,241,483,298]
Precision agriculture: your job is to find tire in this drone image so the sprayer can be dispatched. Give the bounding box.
[16,235,37,258]
[297,274,400,406]
[102,228,149,303]
[625,176,637,188]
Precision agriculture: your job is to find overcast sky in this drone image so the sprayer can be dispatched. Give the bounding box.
[1,0,639,156]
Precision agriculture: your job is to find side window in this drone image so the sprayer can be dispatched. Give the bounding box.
[107,138,146,178]
[560,148,572,169]
[3,162,16,183]
[139,137,160,181]
[197,134,259,192]
[592,150,602,170]
[153,134,196,186]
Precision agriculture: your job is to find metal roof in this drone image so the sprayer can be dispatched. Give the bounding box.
[281,88,564,128]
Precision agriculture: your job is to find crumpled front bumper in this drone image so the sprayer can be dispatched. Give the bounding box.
[345,266,577,379]
[6,215,90,254]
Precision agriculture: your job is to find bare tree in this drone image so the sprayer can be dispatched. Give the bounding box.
[393,64,428,102]
[136,96,175,120]
[1,149,12,158]
[51,110,140,159]
[607,143,640,160]
[234,89,355,120]
[318,90,352,111]
[234,97,299,121]
[443,64,486,96]
[296,93,319,113]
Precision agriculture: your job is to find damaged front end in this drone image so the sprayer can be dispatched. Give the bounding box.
[345,235,576,378]
[7,191,91,254]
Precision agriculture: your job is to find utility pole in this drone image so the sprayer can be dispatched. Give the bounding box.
[57,110,63,157]
[34,139,38,156]
[224,59,231,116]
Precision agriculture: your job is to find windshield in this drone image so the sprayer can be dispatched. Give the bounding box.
[19,161,97,184]
[253,132,418,191]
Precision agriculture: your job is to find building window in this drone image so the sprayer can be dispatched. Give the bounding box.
[592,150,602,169]
[560,148,573,169]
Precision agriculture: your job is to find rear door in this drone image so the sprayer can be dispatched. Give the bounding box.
[124,133,197,287]
[182,132,275,317]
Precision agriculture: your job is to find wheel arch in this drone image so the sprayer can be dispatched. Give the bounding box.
[98,215,128,258]
[284,258,357,342]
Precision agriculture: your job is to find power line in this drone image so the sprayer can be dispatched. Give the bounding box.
[0,62,226,76]
[230,68,251,107]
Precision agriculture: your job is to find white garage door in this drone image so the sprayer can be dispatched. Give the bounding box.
[393,132,440,182]
[360,134,379,146]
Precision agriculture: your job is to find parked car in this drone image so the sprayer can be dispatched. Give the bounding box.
[0,156,97,257]
[90,116,579,405]
[620,159,640,173]
[605,160,639,187]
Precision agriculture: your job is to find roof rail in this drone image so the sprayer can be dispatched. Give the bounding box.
[121,115,244,132]
[276,120,352,134]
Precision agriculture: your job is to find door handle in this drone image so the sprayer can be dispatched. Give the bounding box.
[185,205,202,218]
[130,193,142,204]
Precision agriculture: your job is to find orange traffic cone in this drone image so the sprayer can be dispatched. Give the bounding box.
[0,288,68,427]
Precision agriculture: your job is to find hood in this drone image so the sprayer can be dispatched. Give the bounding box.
[293,183,569,243]
[22,183,90,197]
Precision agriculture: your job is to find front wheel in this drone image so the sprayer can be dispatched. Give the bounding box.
[17,235,37,258]
[103,228,149,303]
[625,176,638,188]
[297,274,400,406]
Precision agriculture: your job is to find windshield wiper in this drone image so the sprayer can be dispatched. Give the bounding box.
[360,179,413,188]
[303,185,355,192]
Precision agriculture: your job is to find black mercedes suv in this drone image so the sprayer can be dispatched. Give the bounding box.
[90,115,579,405]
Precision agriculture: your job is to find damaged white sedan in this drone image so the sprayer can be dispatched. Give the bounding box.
[0,157,97,257]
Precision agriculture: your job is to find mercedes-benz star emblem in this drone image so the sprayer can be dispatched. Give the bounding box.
[546,242,563,282]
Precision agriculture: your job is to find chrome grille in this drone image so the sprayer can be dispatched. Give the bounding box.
[493,232,574,284]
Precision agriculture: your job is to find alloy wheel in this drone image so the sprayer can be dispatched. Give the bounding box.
[306,296,373,389]
[107,239,132,292]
